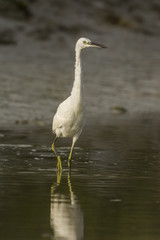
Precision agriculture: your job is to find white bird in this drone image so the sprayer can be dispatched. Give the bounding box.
[52,37,106,170]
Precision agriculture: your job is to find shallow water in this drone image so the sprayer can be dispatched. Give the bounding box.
[1,119,160,240]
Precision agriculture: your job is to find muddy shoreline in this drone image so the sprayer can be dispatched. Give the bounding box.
[0,0,160,132]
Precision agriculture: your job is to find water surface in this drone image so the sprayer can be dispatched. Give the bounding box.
[0,119,160,240]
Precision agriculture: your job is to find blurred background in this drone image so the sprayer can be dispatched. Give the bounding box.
[0,0,160,129]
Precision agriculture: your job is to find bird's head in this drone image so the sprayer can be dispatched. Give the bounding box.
[76,37,106,51]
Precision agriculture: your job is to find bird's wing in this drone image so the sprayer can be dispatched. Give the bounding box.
[52,96,75,132]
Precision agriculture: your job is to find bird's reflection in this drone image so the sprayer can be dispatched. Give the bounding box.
[50,171,84,240]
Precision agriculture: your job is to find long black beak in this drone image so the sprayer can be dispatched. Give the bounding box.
[89,42,107,48]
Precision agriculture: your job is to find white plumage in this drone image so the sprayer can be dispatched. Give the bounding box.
[52,37,106,170]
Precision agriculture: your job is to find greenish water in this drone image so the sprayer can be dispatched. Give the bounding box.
[0,120,160,240]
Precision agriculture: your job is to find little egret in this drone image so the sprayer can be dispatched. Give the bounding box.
[52,37,106,170]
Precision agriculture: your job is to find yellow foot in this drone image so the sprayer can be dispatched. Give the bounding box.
[57,155,62,172]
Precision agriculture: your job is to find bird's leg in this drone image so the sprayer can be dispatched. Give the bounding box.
[51,136,58,156]
[68,147,73,169]
[51,136,62,171]
[68,139,76,170]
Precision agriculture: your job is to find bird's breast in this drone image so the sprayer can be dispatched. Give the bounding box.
[62,109,85,138]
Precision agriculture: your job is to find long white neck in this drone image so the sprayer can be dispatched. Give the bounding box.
[71,47,83,100]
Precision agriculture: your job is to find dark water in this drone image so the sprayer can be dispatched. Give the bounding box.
[1,118,160,240]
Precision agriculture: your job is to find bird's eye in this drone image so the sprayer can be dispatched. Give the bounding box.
[83,41,87,44]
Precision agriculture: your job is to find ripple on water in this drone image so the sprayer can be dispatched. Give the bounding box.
[1,122,160,240]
